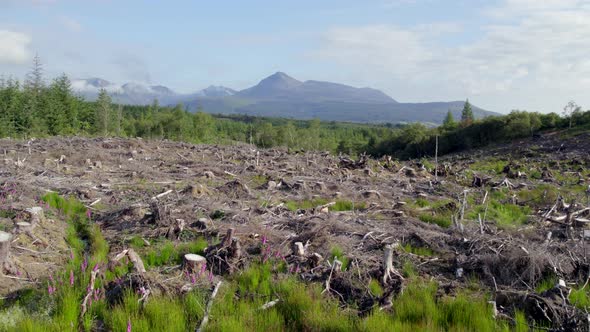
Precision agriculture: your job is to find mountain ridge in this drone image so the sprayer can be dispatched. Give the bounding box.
[72,72,498,124]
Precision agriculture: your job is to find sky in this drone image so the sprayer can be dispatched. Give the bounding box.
[1,0,589,114]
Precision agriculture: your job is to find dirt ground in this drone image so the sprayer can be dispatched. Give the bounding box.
[0,132,589,329]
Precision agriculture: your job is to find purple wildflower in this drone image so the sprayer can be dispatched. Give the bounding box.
[81,257,88,272]
[199,263,207,276]
[261,234,267,245]
[127,320,132,332]
[69,270,74,286]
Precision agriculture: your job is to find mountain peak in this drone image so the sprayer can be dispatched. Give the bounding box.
[196,85,236,97]
[262,71,301,86]
[237,71,302,98]
[269,71,293,79]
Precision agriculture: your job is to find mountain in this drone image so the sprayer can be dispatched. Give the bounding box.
[71,74,499,124]
[237,72,396,104]
[196,85,236,97]
[238,72,303,98]
[71,78,235,105]
[187,72,495,124]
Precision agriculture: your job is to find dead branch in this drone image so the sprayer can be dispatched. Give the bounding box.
[196,281,222,332]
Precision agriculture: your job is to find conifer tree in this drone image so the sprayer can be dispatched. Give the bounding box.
[96,88,112,136]
[461,99,474,125]
[443,110,456,129]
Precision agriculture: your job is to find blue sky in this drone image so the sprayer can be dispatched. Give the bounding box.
[1,0,590,113]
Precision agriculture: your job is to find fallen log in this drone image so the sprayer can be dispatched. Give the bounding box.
[80,269,99,318]
[112,248,146,274]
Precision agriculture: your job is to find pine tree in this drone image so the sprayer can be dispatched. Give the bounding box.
[461,99,474,125]
[0,78,22,136]
[22,54,46,135]
[96,89,112,136]
[45,74,78,135]
[115,104,123,136]
[443,110,456,129]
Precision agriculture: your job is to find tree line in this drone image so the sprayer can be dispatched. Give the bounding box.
[1,57,589,159]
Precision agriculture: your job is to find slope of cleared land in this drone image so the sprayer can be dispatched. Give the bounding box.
[0,131,589,331]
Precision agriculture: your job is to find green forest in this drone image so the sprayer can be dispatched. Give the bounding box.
[1,66,589,159]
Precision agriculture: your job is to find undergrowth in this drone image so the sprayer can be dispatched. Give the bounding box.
[0,194,528,331]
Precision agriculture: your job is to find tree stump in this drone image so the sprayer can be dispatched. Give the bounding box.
[184,254,206,273]
[0,231,12,267]
[16,222,33,233]
[205,228,241,274]
[292,242,305,257]
[309,253,323,268]
[382,243,403,284]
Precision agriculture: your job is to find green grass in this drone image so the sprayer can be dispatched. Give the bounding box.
[369,279,383,297]
[418,213,452,228]
[329,245,350,270]
[402,243,435,257]
[402,259,417,278]
[535,276,557,293]
[414,198,430,208]
[332,199,366,211]
[420,158,435,170]
[570,286,590,310]
[468,200,530,228]
[517,184,559,207]
[128,236,145,248]
[1,193,113,331]
[470,159,508,175]
[143,238,208,268]
[284,198,365,212]
[2,194,526,331]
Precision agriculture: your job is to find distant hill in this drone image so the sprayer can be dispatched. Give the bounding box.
[71,78,235,105]
[72,73,498,124]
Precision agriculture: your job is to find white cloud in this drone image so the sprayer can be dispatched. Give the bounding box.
[313,0,590,112]
[0,30,31,64]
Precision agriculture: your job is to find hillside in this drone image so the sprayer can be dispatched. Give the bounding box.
[0,130,589,330]
[73,72,498,124]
